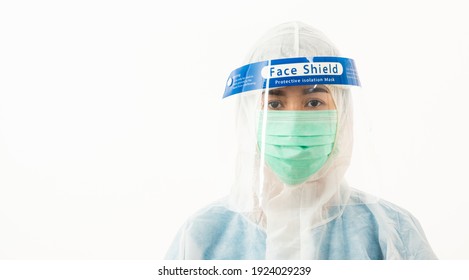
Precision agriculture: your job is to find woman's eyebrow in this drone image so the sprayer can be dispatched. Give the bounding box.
[268,89,286,96]
[303,87,329,94]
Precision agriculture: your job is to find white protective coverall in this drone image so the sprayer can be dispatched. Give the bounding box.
[165,21,437,260]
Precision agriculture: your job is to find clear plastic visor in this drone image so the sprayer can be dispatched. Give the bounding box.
[222,57,381,214]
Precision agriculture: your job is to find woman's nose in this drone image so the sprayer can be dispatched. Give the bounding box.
[285,103,305,110]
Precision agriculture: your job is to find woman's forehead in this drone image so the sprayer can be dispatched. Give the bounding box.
[267,85,331,94]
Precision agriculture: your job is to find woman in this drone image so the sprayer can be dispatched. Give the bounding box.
[165,21,437,260]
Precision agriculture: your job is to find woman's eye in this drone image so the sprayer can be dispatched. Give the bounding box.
[268,101,282,109]
[306,100,323,107]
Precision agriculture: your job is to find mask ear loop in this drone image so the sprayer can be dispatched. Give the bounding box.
[258,60,271,207]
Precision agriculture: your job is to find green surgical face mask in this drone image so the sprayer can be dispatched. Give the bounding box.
[257,110,337,185]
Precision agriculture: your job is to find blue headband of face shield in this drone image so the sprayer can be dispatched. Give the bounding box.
[223,56,361,98]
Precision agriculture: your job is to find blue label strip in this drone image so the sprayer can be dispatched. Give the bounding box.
[223,56,360,98]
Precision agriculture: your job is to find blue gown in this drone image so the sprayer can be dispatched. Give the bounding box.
[165,190,437,260]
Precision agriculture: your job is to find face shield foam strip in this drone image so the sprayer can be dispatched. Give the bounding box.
[223,56,360,98]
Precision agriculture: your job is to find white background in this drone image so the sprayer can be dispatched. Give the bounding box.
[0,0,468,260]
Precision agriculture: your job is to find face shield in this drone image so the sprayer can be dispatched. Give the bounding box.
[224,56,363,199]
[225,56,359,182]
[220,22,381,259]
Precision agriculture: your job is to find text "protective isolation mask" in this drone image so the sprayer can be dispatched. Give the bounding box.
[257,110,337,185]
